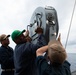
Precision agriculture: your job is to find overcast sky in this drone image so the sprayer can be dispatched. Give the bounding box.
[0,0,76,53]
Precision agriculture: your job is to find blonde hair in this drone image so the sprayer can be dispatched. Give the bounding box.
[48,40,67,64]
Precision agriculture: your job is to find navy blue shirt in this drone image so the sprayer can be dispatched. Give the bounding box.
[36,56,71,75]
[0,46,14,69]
[14,34,46,75]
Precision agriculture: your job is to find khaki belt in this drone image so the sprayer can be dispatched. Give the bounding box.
[1,69,15,71]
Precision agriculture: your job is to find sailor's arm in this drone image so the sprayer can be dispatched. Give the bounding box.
[36,45,48,56]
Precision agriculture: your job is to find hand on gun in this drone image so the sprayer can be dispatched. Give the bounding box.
[24,30,32,42]
[57,33,61,42]
[35,27,43,34]
[57,33,62,45]
[24,30,29,37]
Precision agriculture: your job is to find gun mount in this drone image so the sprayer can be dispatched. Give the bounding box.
[28,6,59,44]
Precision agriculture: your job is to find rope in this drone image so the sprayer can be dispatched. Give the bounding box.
[65,0,76,49]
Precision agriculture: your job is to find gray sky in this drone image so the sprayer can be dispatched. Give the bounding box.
[0,0,76,53]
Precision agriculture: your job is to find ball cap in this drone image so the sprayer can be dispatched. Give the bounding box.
[11,29,25,41]
[0,34,10,42]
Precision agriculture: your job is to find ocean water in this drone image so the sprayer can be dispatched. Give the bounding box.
[67,53,76,72]
[0,53,76,74]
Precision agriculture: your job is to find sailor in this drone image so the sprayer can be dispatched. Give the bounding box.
[36,34,71,75]
[0,34,14,75]
[11,27,46,75]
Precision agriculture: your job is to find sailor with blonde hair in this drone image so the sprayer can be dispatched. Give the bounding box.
[36,34,71,75]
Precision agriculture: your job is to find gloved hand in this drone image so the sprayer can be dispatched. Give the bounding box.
[35,27,43,34]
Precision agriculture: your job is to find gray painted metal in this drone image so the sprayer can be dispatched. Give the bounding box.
[28,6,59,44]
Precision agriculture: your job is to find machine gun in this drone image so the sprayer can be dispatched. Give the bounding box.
[27,6,59,44]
